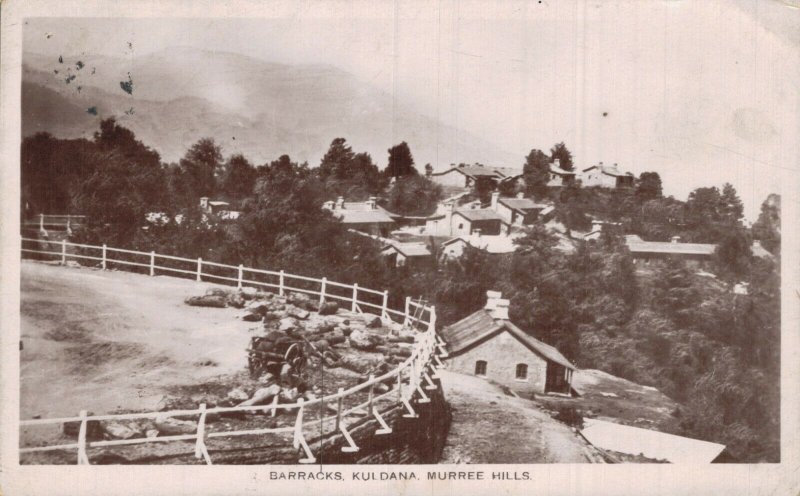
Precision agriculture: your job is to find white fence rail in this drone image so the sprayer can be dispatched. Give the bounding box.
[19,237,446,464]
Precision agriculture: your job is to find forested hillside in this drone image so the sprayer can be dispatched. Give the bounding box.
[21,120,780,462]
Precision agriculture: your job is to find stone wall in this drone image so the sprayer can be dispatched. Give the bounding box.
[447,330,548,397]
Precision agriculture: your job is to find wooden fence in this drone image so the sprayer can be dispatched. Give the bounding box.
[19,237,449,464]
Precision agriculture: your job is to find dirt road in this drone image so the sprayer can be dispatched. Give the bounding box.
[20,261,253,420]
[438,370,590,463]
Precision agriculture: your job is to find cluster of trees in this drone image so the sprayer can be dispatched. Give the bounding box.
[21,120,780,462]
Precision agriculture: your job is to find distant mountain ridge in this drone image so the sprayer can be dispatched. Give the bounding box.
[22,48,520,169]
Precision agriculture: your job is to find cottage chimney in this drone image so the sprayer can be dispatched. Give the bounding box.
[553,158,561,170]
[592,220,603,231]
[485,290,503,310]
[753,240,762,249]
[199,197,209,211]
[335,196,344,210]
[367,196,377,210]
[671,236,681,243]
[491,191,500,211]
[516,191,525,199]
[444,201,455,233]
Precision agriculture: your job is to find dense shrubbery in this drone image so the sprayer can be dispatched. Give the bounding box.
[21,121,780,462]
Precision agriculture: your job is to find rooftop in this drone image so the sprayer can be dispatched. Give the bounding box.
[453,209,505,222]
[625,237,717,256]
[583,164,633,177]
[434,165,521,180]
[441,309,575,370]
[498,197,549,212]
[383,241,432,258]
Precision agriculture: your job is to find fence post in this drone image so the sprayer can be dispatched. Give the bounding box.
[404,296,411,325]
[335,388,344,431]
[101,244,107,270]
[61,239,67,265]
[367,375,375,416]
[351,284,358,312]
[195,403,211,464]
[196,258,202,282]
[381,290,389,318]
[77,410,89,465]
[66,217,72,235]
[319,277,327,305]
[279,270,285,296]
[39,213,45,233]
[293,399,305,449]
[237,264,243,289]
[149,251,155,276]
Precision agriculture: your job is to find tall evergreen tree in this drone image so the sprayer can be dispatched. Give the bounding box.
[549,142,574,171]
[385,141,416,178]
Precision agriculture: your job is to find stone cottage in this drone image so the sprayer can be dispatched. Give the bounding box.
[440,291,576,397]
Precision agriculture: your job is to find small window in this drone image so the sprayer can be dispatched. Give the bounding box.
[515,363,528,380]
[458,223,464,230]
[475,360,487,377]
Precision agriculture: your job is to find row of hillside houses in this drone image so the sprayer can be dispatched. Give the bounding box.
[426,160,635,190]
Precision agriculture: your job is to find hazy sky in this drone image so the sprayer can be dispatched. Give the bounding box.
[23,0,799,219]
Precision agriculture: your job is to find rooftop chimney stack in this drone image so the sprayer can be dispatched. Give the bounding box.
[671,236,681,243]
[485,290,503,311]
[199,197,209,211]
[335,196,344,210]
[491,191,500,211]
[553,158,561,170]
[516,191,525,199]
[367,196,377,210]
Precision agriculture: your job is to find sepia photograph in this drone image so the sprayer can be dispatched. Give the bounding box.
[1,0,798,494]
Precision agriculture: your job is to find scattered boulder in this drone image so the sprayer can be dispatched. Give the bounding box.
[281,387,300,402]
[263,310,285,322]
[242,311,263,322]
[288,307,310,320]
[145,429,159,439]
[185,295,227,308]
[340,326,353,337]
[239,287,258,299]
[318,301,339,315]
[365,315,382,328]
[348,330,382,351]
[287,292,315,311]
[227,388,250,402]
[205,288,230,297]
[327,334,347,346]
[278,317,298,332]
[338,354,386,374]
[226,293,246,309]
[238,384,281,407]
[102,421,140,440]
[154,415,198,435]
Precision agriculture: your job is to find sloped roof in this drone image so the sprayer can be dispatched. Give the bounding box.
[208,201,230,207]
[453,209,505,222]
[334,209,395,224]
[626,239,716,256]
[549,165,576,176]
[442,234,520,254]
[498,197,549,212]
[582,164,633,177]
[580,419,726,463]
[432,165,520,180]
[382,242,432,257]
[441,309,576,370]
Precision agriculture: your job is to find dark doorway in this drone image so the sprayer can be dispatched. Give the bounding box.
[544,362,571,394]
